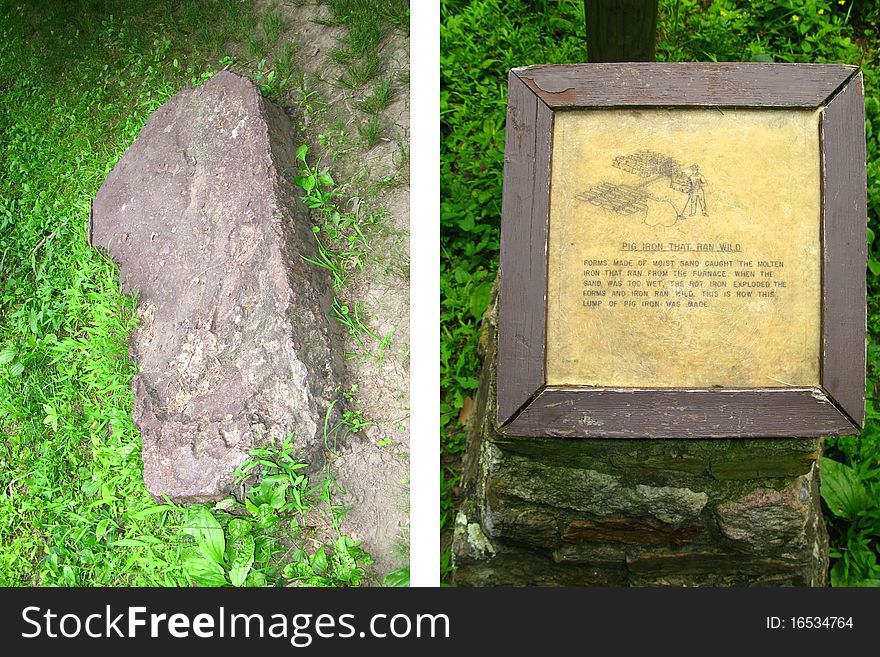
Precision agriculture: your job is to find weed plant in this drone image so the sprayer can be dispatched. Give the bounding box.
[294,145,395,364]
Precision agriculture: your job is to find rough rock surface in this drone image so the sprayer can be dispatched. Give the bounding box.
[91,71,342,503]
[452,281,829,587]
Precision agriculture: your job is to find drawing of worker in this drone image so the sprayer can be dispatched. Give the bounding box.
[686,164,708,216]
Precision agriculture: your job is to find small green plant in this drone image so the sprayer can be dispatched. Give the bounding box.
[252,58,278,96]
[296,83,327,128]
[382,566,410,586]
[282,537,372,587]
[247,35,268,60]
[332,299,396,363]
[359,76,393,114]
[358,115,384,149]
[322,391,374,452]
[181,508,261,587]
[263,5,287,46]
[302,233,351,288]
[180,436,372,587]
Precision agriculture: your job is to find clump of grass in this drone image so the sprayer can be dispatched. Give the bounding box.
[247,35,268,60]
[276,40,298,89]
[359,76,393,114]
[263,4,287,47]
[325,0,408,89]
[358,115,384,149]
[345,17,382,57]
[350,53,382,87]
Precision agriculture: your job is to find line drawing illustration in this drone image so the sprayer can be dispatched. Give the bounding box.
[576,150,709,227]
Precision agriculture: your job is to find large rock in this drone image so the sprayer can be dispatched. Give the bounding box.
[91,71,342,503]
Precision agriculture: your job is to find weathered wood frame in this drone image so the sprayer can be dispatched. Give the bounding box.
[497,63,866,438]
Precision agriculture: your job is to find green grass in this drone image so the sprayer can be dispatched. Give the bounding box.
[247,35,269,60]
[358,115,385,148]
[440,0,880,584]
[263,3,288,47]
[0,0,371,587]
[293,144,395,364]
[324,0,408,88]
[360,76,394,114]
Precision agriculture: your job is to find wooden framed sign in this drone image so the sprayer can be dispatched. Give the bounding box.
[497,63,866,438]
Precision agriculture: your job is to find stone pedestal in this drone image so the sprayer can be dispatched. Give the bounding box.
[452,290,829,587]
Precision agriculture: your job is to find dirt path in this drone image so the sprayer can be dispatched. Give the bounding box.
[263,0,410,581]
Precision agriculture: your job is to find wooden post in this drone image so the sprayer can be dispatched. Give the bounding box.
[584,0,659,62]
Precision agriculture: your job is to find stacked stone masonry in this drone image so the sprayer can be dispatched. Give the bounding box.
[452,290,829,587]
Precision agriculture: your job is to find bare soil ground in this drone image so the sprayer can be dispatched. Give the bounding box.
[262,0,410,581]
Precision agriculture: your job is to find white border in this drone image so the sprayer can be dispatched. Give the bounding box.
[409,0,440,586]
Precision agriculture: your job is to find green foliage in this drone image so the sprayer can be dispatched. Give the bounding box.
[441,0,880,586]
[0,0,374,588]
[382,566,410,586]
[295,144,394,364]
[821,456,870,520]
[180,438,372,588]
[281,536,371,587]
[263,3,288,47]
[295,144,370,281]
[824,386,880,586]
[440,0,588,545]
[657,0,860,63]
[0,0,259,587]
[325,0,409,88]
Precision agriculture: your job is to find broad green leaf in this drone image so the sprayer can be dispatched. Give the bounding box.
[282,561,313,580]
[247,570,267,587]
[111,538,149,547]
[295,144,308,162]
[212,497,238,512]
[184,508,225,564]
[227,518,251,540]
[332,536,358,582]
[383,567,409,587]
[227,535,255,587]
[130,504,175,520]
[310,548,328,574]
[0,347,16,365]
[820,457,868,519]
[183,553,228,587]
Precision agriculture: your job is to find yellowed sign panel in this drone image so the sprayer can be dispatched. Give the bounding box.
[546,109,821,388]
